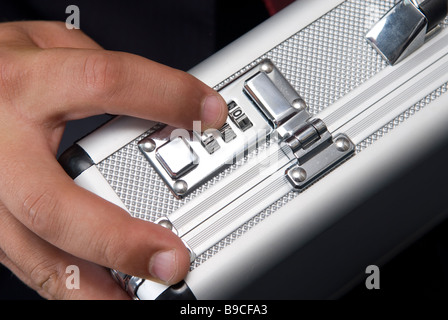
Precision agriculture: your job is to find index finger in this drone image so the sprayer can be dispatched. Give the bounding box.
[0,21,228,131]
[19,47,228,131]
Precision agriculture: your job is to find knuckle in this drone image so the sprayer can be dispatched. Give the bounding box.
[81,52,122,98]
[0,26,35,101]
[154,71,203,118]
[0,58,23,102]
[42,21,67,32]
[96,231,127,269]
[21,189,64,239]
[30,260,72,299]
[92,223,142,275]
[167,71,196,97]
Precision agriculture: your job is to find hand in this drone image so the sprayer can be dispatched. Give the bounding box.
[0,21,228,299]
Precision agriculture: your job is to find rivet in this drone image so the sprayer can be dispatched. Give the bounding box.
[173,180,188,195]
[158,219,173,230]
[292,99,308,112]
[290,167,307,183]
[260,60,274,73]
[140,138,156,153]
[335,136,351,152]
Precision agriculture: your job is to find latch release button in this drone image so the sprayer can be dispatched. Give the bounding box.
[155,137,199,179]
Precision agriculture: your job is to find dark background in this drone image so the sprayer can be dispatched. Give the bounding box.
[0,0,448,300]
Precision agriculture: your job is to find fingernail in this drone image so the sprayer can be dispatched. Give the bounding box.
[149,250,177,284]
[202,95,225,128]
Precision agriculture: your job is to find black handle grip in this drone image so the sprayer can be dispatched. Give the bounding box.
[417,0,448,30]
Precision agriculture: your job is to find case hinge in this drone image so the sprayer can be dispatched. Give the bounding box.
[244,60,355,190]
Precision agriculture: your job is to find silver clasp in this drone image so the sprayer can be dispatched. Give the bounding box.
[244,60,355,190]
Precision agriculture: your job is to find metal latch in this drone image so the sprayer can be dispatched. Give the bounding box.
[244,60,355,190]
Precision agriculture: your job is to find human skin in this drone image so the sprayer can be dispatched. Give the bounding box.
[0,21,227,299]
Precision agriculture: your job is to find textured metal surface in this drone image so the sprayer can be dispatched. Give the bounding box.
[96,0,448,269]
